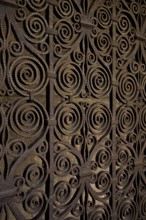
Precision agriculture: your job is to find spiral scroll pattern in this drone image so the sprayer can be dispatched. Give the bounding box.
[17,0,27,7]
[88,66,111,98]
[55,20,74,46]
[96,32,111,54]
[72,134,84,148]
[9,99,48,137]
[140,195,146,217]
[24,191,47,215]
[71,204,83,217]
[140,106,146,131]
[117,147,130,165]
[25,162,47,188]
[117,106,137,135]
[14,176,25,188]
[117,36,131,57]
[96,7,111,28]
[130,2,139,14]
[1,0,145,219]
[129,60,139,74]
[117,169,129,189]
[55,181,71,205]
[88,52,97,65]
[25,13,48,42]
[55,152,71,176]
[8,140,26,157]
[39,42,49,54]
[9,41,24,56]
[88,103,111,136]
[87,134,97,149]
[0,108,4,133]
[142,75,146,101]
[118,199,137,220]
[72,51,84,64]
[96,147,111,169]
[9,56,48,96]
[55,62,83,97]
[55,102,82,137]
[96,171,111,193]
[56,0,74,18]
[117,72,138,103]
[15,8,26,21]
[117,14,130,34]
[88,205,110,220]
[27,0,47,11]
[141,4,146,16]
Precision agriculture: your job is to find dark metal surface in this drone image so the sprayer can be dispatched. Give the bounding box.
[0,0,146,219]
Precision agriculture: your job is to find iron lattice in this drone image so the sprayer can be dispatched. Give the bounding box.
[0,0,146,219]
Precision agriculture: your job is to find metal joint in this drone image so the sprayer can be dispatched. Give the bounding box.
[112,78,118,86]
[0,185,17,199]
[49,119,57,126]
[46,27,58,36]
[48,72,56,79]
[111,16,118,23]
[136,33,146,42]
[46,0,58,6]
[0,0,18,8]
[111,41,119,48]
[112,118,118,125]
[81,21,95,29]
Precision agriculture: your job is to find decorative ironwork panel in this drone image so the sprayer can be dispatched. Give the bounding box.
[0,0,146,220]
[0,0,49,219]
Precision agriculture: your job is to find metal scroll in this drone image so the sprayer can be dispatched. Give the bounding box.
[0,0,146,219]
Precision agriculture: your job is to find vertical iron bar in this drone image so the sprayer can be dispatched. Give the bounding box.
[111,0,117,219]
[48,4,54,220]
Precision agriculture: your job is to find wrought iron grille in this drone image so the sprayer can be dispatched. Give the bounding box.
[0,0,146,219]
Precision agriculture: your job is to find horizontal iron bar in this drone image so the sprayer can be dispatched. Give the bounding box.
[0,185,17,199]
[136,34,146,41]
[135,161,144,167]
[46,0,58,6]
[0,0,17,8]
[48,72,57,79]
[79,172,93,178]
[111,16,118,23]
[46,27,58,35]
[111,41,119,47]
[48,119,57,126]
[81,20,95,29]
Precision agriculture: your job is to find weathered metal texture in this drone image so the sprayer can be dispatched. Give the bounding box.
[0,0,146,220]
